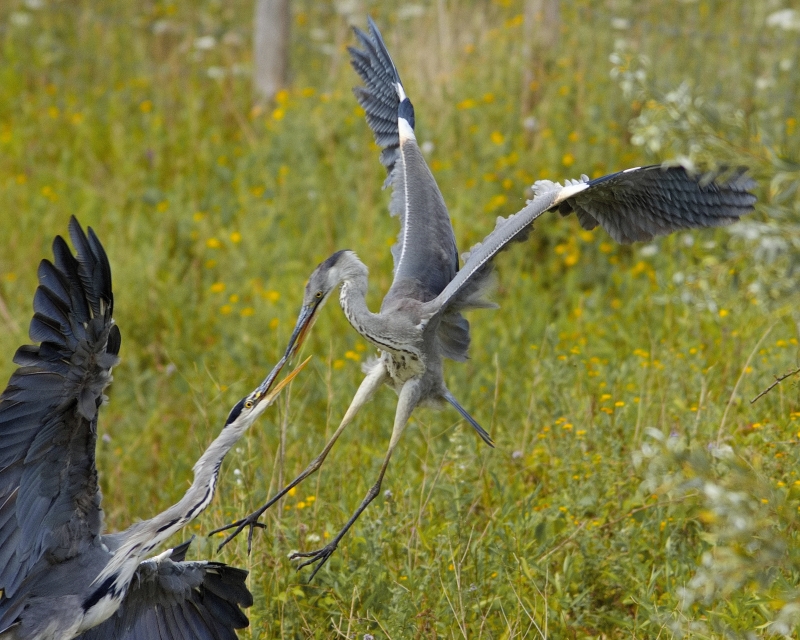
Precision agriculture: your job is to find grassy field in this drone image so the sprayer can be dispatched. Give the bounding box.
[1,1,799,637]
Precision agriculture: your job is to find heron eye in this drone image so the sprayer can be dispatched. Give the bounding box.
[315,291,323,299]
[245,400,253,409]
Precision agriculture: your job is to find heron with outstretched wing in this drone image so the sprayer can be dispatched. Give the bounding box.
[214,18,757,580]
[0,217,307,639]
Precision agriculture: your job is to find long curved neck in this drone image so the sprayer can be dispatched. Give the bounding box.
[96,416,255,586]
[336,254,378,338]
[339,274,374,331]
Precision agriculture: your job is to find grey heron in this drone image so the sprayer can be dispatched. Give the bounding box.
[0,217,306,639]
[213,18,757,579]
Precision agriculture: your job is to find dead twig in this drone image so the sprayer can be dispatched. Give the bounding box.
[536,520,587,563]
[751,366,800,404]
[598,496,690,531]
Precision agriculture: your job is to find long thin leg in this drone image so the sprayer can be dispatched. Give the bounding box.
[211,363,388,552]
[291,377,423,581]
[443,388,494,447]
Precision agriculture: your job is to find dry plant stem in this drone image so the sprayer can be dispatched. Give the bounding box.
[716,323,775,445]
[750,366,800,404]
[506,576,546,640]
[440,570,469,640]
[536,520,587,563]
[343,585,358,639]
[598,497,688,531]
[367,612,394,640]
[0,291,20,334]
[277,380,290,527]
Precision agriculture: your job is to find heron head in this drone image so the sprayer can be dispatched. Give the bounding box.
[224,356,310,428]
[282,250,358,359]
[303,250,356,304]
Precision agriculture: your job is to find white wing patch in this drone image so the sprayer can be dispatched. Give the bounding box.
[398,117,415,143]
[552,182,589,205]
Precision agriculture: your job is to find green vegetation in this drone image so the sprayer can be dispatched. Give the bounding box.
[1,1,799,637]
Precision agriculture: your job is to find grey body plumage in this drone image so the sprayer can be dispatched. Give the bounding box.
[214,17,757,579]
[0,218,299,638]
[77,539,251,640]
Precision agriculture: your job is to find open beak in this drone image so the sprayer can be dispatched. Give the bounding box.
[254,355,312,407]
[250,301,320,406]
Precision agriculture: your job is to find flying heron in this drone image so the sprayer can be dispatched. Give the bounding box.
[0,217,307,639]
[213,18,757,579]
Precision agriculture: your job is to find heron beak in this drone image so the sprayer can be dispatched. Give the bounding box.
[248,301,319,408]
[250,302,319,402]
[284,303,319,360]
[253,355,312,407]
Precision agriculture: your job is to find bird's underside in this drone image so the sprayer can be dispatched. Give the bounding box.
[213,17,757,581]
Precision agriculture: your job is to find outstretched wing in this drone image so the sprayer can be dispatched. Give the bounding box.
[0,217,120,599]
[76,540,252,640]
[424,165,757,323]
[555,165,756,243]
[349,17,458,303]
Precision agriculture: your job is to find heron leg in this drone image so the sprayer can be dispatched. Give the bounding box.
[211,363,388,552]
[291,377,422,581]
[443,389,494,447]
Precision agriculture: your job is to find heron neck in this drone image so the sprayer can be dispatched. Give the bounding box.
[147,420,249,539]
[98,418,252,584]
[339,273,377,337]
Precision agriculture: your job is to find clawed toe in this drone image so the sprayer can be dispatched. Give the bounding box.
[211,514,267,552]
[290,544,337,581]
[208,519,242,536]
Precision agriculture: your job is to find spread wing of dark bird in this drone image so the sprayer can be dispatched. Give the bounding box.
[0,217,292,638]
[75,539,252,640]
[424,165,757,324]
[0,216,119,600]
[350,17,470,360]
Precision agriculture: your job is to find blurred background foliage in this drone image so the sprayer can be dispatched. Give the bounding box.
[0,0,799,637]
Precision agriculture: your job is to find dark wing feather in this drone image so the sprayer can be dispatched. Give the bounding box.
[557,165,757,244]
[0,216,118,599]
[349,17,404,179]
[350,18,459,304]
[76,543,252,640]
[424,165,757,326]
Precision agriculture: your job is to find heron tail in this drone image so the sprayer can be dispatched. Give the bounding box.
[443,391,494,448]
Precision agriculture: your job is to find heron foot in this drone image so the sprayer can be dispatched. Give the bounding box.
[209,511,268,554]
[290,542,339,582]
